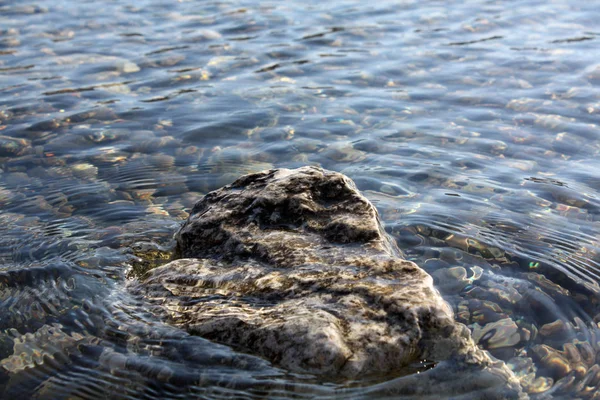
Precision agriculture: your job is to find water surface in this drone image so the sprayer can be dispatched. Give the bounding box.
[1,0,600,398]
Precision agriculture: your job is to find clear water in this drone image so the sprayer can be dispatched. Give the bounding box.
[1,0,600,398]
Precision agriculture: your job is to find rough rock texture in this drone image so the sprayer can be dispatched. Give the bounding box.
[134,167,519,386]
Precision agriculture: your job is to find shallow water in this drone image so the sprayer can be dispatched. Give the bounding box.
[1,0,600,398]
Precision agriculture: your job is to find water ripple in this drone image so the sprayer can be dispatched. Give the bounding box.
[1,0,600,397]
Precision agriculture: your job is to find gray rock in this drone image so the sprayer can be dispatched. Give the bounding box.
[133,166,521,390]
[0,135,31,157]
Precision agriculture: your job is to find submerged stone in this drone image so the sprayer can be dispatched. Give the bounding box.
[0,135,31,157]
[133,166,520,391]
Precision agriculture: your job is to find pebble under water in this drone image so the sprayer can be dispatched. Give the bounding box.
[1,0,600,398]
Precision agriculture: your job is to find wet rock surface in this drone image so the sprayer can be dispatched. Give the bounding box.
[133,166,521,392]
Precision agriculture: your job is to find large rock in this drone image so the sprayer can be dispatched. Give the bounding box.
[134,167,519,385]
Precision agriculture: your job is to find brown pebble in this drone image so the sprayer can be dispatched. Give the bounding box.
[540,319,570,338]
[532,344,571,379]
